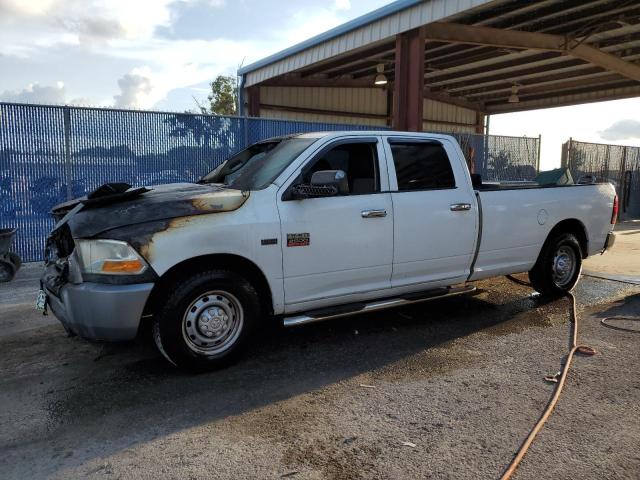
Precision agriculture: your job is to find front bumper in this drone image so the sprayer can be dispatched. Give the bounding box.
[45,282,154,341]
[603,231,616,253]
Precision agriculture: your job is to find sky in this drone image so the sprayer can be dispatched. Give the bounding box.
[2,0,640,171]
[0,0,389,108]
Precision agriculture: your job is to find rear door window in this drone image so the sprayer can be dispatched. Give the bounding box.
[389,141,455,191]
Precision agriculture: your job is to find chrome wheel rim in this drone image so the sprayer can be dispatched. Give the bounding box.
[182,290,244,356]
[552,246,577,288]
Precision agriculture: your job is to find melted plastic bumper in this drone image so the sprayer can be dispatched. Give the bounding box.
[45,282,154,341]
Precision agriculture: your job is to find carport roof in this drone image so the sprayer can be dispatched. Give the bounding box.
[238,0,640,114]
[237,0,427,75]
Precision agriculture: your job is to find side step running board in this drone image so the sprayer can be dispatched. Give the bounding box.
[283,285,476,327]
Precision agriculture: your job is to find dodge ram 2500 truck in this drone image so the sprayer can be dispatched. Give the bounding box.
[39,131,617,370]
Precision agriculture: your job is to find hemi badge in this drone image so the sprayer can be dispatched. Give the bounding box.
[287,233,310,247]
[261,238,278,246]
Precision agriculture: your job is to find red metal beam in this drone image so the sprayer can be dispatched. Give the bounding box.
[485,79,639,112]
[247,86,260,117]
[393,27,425,132]
[259,103,388,121]
[298,42,395,77]
[476,74,626,103]
[485,86,640,113]
[261,75,375,88]
[424,89,485,112]
[475,112,485,134]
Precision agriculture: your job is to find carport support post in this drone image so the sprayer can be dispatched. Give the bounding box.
[247,86,260,118]
[475,112,484,134]
[393,27,425,132]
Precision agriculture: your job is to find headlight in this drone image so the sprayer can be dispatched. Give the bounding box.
[75,239,148,275]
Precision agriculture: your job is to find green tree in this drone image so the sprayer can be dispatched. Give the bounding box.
[197,75,238,116]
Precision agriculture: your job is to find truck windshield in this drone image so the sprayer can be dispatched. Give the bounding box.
[199,137,317,190]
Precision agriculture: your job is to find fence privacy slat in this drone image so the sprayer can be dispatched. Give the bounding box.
[0,103,539,262]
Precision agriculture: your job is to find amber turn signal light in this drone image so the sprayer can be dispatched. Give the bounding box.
[101,259,145,274]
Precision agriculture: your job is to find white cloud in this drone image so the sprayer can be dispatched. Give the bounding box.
[1,0,391,110]
[599,120,640,142]
[0,0,243,108]
[0,0,177,55]
[57,16,126,45]
[0,81,66,103]
[0,0,56,16]
[0,81,92,104]
[198,0,226,6]
[83,0,173,40]
[113,71,154,108]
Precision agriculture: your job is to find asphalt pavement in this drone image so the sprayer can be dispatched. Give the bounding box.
[0,263,638,479]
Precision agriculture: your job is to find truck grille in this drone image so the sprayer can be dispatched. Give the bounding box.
[44,224,74,263]
[42,224,75,295]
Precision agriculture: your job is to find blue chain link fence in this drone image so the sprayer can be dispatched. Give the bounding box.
[441,131,540,183]
[0,102,540,262]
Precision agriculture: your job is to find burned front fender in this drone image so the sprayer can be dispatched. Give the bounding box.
[102,218,177,265]
[66,184,249,238]
[82,188,250,264]
[43,184,249,287]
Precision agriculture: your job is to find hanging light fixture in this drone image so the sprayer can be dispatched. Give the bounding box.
[374,63,388,86]
[508,84,520,103]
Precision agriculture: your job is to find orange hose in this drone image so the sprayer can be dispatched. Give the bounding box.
[500,292,595,480]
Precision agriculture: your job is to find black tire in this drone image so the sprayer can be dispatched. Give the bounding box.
[152,270,261,371]
[7,252,22,271]
[528,232,582,297]
[0,260,16,283]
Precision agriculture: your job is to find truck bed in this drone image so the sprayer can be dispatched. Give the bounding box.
[470,182,616,281]
[475,182,609,192]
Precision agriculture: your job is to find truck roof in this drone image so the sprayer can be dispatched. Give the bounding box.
[293,131,458,141]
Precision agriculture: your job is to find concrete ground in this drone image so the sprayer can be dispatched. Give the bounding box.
[584,221,640,284]
[1,235,639,479]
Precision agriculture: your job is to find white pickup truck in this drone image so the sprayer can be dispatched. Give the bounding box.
[40,131,617,370]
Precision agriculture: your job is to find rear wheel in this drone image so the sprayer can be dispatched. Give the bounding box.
[152,270,261,371]
[529,232,582,297]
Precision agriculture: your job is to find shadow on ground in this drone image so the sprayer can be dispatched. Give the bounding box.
[0,275,636,479]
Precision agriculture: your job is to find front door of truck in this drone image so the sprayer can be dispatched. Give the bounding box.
[277,137,393,311]
[384,136,477,288]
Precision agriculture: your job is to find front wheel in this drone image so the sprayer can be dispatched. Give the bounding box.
[152,270,261,371]
[0,259,16,283]
[528,233,582,297]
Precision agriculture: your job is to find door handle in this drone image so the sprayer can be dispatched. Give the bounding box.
[361,209,387,218]
[450,203,472,212]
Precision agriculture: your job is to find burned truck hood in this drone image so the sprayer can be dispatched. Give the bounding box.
[59,183,249,238]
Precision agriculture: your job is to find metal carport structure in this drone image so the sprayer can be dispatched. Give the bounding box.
[237,0,640,135]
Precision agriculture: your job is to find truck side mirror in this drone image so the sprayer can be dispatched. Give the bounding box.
[290,170,349,199]
[311,170,348,194]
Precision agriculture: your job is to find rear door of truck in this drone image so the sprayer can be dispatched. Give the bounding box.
[383,136,478,288]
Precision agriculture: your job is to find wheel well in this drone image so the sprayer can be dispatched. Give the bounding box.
[143,254,274,318]
[545,219,589,258]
